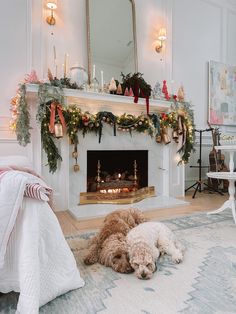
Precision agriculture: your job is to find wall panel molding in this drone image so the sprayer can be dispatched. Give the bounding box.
[226,8,236,64]
[26,0,32,72]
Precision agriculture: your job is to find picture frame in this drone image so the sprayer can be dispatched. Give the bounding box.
[208,60,236,126]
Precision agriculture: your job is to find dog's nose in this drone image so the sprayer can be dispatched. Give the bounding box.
[141,272,146,279]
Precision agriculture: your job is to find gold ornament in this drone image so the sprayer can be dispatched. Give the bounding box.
[74,164,80,172]
[72,151,78,158]
[162,126,171,145]
[155,134,162,143]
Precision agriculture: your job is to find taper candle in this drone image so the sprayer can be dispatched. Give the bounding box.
[101,70,104,90]
[64,53,69,78]
[93,64,96,79]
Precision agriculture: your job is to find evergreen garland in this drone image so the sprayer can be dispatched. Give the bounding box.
[12,82,195,173]
[40,108,62,173]
[49,77,81,90]
[15,84,31,146]
[175,101,195,164]
[37,84,65,173]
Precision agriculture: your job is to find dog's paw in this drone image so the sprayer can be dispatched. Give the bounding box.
[172,252,183,264]
[83,254,98,265]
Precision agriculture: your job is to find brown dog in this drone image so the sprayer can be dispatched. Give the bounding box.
[83,208,147,273]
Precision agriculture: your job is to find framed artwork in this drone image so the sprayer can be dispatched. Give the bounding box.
[208,60,236,125]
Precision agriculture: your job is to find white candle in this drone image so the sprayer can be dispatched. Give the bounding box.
[62,63,64,78]
[93,64,96,79]
[64,53,69,78]
[55,61,58,78]
[52,46,57,78]
[101,70,104,90]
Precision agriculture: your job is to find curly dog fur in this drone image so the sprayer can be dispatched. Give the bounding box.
[83,208,147,273]
[127,221,185,279]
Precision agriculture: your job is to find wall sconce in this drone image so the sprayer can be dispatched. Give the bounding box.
[155,27,167,53]
[46,0,57,25]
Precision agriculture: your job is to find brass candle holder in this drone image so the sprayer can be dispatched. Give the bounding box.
[134,159,138,187]
[97,159,101,188]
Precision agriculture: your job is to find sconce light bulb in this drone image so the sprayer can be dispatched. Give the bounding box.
[155,27,167,53]
[158,27,167,41]
[46,1,57,9]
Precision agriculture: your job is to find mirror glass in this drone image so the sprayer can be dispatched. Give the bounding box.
[87,0,138,85]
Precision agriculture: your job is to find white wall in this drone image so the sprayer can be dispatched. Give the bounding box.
[40,0,169,84]
[0,0,32,159]
[0,0,236,189]
[171,0,236,186]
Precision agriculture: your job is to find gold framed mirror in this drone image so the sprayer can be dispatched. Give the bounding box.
[86,0,138,85]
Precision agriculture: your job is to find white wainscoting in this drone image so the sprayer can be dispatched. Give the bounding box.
[0,116,34,164]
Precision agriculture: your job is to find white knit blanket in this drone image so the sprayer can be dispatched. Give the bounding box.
[0,170,85,313]
[0,170,50,267]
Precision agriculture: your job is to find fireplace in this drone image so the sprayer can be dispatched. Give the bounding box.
[87,150,148,193]
[27,85,186,217]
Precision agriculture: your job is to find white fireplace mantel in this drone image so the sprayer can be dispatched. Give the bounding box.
[26,83,172,115]
[26,84,187,219]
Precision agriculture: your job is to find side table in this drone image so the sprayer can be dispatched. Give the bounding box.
[207,172,236,223]
[207,145,236,224]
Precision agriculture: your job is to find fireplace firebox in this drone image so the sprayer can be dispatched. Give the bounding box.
[87,150,148,193]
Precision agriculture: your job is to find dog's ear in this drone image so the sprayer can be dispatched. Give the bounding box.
[130,208,147,224]
[113,252,122,260]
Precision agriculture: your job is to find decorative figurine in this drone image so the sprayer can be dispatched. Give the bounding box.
[109,78,117,94]
[162,80,170,100]
[177,85,185,102]
[116,83,123,95]
[124,87,130,96]
[152,81,162,99]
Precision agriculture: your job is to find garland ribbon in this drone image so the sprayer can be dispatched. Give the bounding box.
[176,115,187,153]
[49,102,66,133]
[134,86,150,115]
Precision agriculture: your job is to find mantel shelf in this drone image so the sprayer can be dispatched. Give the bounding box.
[26,83,172,114]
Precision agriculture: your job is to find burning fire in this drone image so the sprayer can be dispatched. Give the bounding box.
[100,187,131,194]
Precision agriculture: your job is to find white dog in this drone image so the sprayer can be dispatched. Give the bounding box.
[127,221,185,279]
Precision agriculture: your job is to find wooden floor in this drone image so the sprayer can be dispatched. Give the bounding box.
[55,190,228,236]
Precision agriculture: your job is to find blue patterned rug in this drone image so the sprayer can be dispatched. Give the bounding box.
[1,210,236,314]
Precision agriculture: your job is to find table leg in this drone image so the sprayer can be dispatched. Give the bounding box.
[229,151,234,172]
[207,179,236,224]
[208,200,232,215]
[232,200,236,224]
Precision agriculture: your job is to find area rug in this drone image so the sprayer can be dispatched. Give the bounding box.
[1,210,236,314]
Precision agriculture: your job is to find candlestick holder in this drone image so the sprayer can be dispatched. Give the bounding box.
[97,159,101,188]
[133,159,138,188]
[90,77,99,92]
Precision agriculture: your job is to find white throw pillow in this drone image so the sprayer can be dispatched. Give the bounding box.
[24,183,52,202]
[0,155,32,168]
